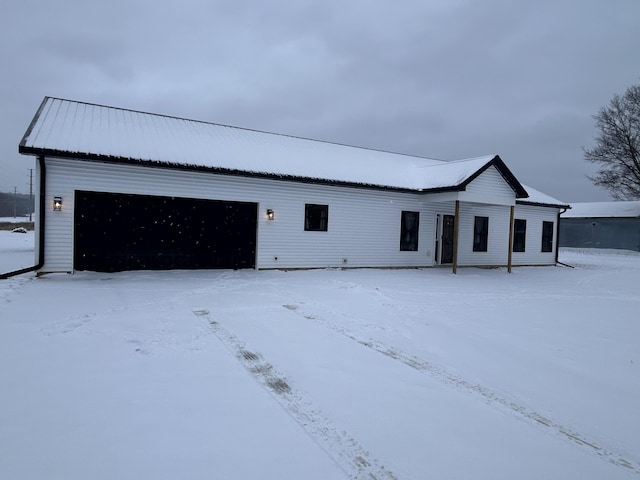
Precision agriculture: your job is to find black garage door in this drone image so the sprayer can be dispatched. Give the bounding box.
[74,191,257,272]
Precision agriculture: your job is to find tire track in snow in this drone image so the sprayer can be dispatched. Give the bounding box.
[282,302,640,475]
[191,308,399,480]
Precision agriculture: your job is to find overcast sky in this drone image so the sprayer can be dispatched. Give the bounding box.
[1,0,638,202]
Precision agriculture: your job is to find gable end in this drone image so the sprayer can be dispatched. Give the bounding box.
[459,155,528,198]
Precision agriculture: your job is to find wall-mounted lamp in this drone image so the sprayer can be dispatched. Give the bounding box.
[266,209,274,220]
[53,196,63,211]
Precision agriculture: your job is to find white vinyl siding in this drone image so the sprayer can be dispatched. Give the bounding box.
[41,157,438,272]
[34,160,43,266]
[512,204,559,265]
[261,187,433,269]
[457,203,511,266]
[44,162,74,272]
[39,157,560,273]
[458,167,515,205]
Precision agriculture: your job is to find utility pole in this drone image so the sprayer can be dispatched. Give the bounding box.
[13,187,17,218]
[28,169,34,221]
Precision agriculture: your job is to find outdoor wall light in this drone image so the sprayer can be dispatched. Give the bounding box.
[53,196,63,211]
[266,209,275,220]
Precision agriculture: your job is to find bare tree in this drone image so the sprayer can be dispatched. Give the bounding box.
[584,82,640,200]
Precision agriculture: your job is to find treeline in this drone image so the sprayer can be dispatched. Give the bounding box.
[0,192,34,218]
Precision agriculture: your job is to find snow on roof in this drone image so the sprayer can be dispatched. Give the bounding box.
[562,201,640,218]
[518,184,569,208]
[21,97,524,194]
[416,156,497,189]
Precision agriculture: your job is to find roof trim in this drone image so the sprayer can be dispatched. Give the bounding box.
[516,199,571,209]
[19,97,49,151]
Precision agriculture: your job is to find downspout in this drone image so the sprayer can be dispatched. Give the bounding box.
[554,207,574,268]
[0,155,45,279]
[507,205,515,273]
[452,200,460,274]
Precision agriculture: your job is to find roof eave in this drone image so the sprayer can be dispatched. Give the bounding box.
[516,199,571,209]
[21,147,445,194]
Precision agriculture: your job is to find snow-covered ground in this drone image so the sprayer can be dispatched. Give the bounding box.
[0,230,35,273]
[0,245,639,479]
[0,216,33,223]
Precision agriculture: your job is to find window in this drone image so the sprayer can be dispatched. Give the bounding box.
[542,221,554,252]
[400,211,420,251]
[473,216,489,252]
[513,219,526,252]
[304,204,328,231]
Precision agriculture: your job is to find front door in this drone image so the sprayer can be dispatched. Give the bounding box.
[441,214,455,264]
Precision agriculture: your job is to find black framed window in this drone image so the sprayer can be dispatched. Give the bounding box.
[542,221,554,252]
[304,204,328,231]
[473,216,489,252]
[400,211,420,251]
[513,219,526,252]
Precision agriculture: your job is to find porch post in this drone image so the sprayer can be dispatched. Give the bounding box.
[507,205,515,273]
[452,200,460,274]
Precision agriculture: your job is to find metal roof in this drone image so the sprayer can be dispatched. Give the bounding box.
[517,184,570,209]
[21,96,532,197]
[562,201,640,218]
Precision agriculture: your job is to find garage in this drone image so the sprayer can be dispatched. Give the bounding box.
[74,191,257,272]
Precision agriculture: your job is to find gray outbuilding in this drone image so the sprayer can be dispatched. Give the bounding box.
[560,202,640,252]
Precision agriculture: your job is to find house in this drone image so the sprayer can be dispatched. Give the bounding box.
[16,96,569,275]
[560,201,640,252]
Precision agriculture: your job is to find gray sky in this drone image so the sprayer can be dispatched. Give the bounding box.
[1,0,638,202]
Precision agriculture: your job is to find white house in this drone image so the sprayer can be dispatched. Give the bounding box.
[16,97,569,275]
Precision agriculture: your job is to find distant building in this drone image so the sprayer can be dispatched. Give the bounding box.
[560,201,640,252]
